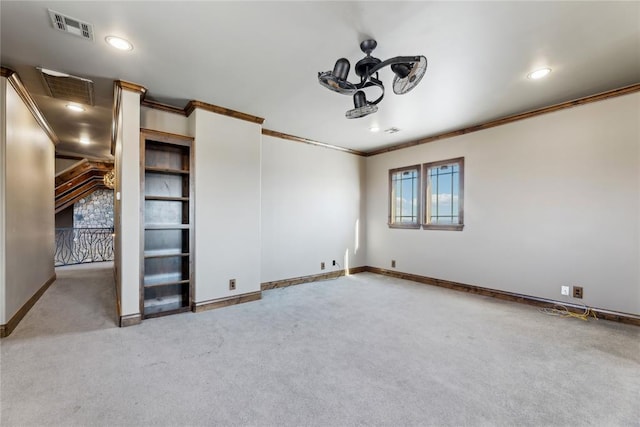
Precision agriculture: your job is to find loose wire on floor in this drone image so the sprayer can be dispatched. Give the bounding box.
[539,303,598,321]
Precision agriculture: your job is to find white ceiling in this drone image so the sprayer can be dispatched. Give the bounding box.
[1,1,639,158]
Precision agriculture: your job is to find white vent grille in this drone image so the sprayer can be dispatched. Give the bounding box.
[48,9,94,41]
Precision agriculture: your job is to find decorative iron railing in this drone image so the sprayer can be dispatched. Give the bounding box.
[55,228,114,266]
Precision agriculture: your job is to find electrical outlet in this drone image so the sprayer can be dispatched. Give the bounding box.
[391,260,396,268]
[573,286,583,299]
[229,279,236,291]
[332,260,336,266]
[561,286,570,296]
[320,262,325,270]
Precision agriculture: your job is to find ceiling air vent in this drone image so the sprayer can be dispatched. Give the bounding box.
[38,67,95,106]
[48,9,94,41]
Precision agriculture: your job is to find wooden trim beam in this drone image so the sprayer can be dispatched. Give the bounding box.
[366,83,640,156]
[55,180,107,213]
[55,153,87,161]
[140,128,194,143]
[2,67,60,145]
[115,80,147,95]
[141,95,265,125]
[141,98,187,116]
[55,160,111,187]
[0,274,56,338]
[193,291,262,313]
[261,266,367,291]
[1,67,15,78]
[185,100,265,124]
[262,129,367,156]
[364,267,640,326]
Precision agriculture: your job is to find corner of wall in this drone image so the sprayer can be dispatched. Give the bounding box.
[114,87,142,317]
[0,76,7,324]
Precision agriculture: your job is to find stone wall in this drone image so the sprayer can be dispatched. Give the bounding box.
[73,189,114,228]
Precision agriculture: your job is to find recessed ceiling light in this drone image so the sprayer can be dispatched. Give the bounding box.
[105,36,133,51]
[66,104,85,112]
[79,137,90,145]
[527,68,551,80]
[369,126,380,133]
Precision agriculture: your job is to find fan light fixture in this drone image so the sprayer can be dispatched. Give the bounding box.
[318,39,427,119]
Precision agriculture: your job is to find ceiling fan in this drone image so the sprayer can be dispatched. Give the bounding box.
[318,39,427,119]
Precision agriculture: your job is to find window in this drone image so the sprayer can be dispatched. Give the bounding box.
[423,157,464,230]
[388,165,421,228]
[387,157,464,231]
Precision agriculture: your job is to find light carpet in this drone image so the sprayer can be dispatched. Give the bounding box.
[1,263,638,426]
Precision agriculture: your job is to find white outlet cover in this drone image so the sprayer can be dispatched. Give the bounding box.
[561,286,570,296]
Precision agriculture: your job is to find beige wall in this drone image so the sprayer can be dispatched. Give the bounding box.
[366,93,640,315]
[1,78,55,324]
[114,88,142,317]
[54,158,81,174]
[190,109,262,301]
[261,135,366,282]
[141,107,191,137]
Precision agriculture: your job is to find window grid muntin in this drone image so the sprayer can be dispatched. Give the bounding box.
[389,165,421,227]
[424,157,464,229]
[428,164,459,223]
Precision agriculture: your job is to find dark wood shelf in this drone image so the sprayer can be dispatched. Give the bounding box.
[144,251,190,259]
[144,224,190,230]
[142,130,194,320]
[145,166,189,175]
[143,279,190,289]
[145,195,189,202]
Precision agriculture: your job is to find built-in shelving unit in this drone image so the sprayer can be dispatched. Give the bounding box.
[140,129,194,319]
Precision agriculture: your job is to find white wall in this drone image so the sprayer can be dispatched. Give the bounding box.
[115,89,141,317]
[190,109,262,301]
[261,136,366,282]
[1,79,55,324]
[366,93,640,315]
[141,107,191,137]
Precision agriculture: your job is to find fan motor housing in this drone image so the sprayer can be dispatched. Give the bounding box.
[355,56,381,78]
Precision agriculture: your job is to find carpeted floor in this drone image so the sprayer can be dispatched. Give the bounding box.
[1,263,638,426]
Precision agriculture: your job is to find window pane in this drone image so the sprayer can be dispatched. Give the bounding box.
[424,158,463,227]
[390,167,419,226]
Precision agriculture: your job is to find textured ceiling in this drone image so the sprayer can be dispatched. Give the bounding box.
[1,1,639,159]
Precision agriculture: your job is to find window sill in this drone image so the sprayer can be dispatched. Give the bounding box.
[388,223,421,230]
[422,224,464,231]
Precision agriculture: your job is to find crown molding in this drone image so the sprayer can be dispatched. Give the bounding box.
[185,100,264,124]
[141,98,187,116]
[2,67,60,145]
[1,67,15,78]
[142,96,265,124]
[140,128,194,142]
[262,129,366,157]
[366,83,640,156]
[131,80,640,158]
[115,80,147,95]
